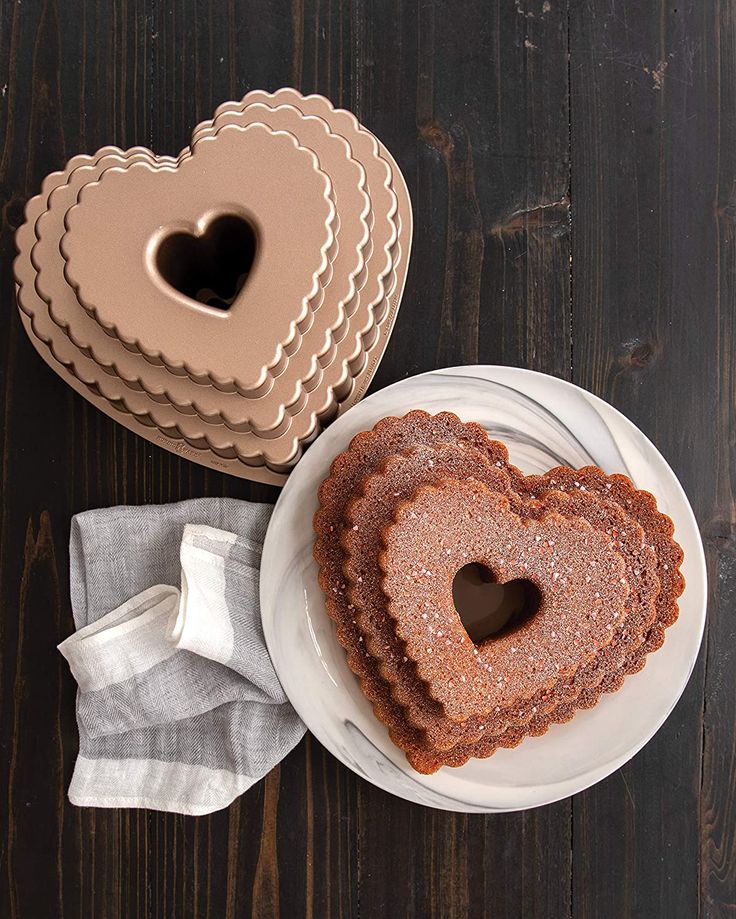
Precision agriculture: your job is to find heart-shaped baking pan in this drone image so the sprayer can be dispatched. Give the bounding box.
[61,122,339,393]
[18,147,391,473]
[14,89,412,483]
[17,161,338,476]
[32,99,403,441]
[18,96,408,470]
[34,107,370,433]
[24,91,408,423]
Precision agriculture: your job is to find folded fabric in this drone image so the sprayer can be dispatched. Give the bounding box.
[58,498,305,815]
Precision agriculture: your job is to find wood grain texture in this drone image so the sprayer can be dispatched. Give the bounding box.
[569,2,733,917]
[0,0,732,917]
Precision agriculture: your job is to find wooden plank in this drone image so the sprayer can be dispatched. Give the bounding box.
[0,4,171,918]
[568,0,732,915]
[699,1,736,913]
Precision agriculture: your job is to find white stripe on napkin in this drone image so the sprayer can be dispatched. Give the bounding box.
[58,586,180,692]
[68,755,257,817]
[172,525,237,664]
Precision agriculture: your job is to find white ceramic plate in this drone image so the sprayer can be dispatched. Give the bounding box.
[260,366,707,812]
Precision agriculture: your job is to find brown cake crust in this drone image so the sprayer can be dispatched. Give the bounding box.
[343,446,658,751]
[313,411,684,774]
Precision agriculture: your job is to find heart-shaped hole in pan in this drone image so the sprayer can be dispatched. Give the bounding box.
[156,213,258,310]
[452,562,541,645]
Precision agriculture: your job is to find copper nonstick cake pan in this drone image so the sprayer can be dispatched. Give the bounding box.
[35,106,381,433]
[38,131,406,441]
[21,143,408,462]
[15,89,412,481]
[34,109,370,435]
[61,122,338,394]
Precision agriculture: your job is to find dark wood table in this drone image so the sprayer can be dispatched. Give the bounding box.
[1,1,733,916]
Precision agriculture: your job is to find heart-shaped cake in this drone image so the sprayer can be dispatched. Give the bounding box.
[15,89,412,483]
[380,479,629,719]
[340,442,659,754]
[314,410,684,774]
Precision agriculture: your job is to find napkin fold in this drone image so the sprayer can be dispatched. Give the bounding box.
[58,498,305,816]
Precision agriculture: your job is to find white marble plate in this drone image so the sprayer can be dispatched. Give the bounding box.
[260,366,707,812]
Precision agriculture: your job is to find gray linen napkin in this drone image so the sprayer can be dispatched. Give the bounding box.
[58,498,305,815]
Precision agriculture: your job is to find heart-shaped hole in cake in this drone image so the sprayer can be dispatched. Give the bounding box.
[452,563,541,645]
[155,214,258,310]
